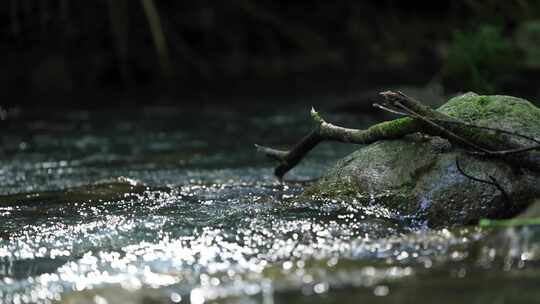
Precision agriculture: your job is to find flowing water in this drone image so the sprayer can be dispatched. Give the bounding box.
[0,100,539,304]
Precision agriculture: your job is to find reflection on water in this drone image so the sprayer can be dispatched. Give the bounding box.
[0,104,539,303]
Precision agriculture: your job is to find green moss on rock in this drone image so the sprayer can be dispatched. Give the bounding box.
[304,93,540,227]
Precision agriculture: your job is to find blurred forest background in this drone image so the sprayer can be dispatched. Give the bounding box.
[2,0,540,108]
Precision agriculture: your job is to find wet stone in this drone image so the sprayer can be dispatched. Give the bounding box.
[304,93,540,227]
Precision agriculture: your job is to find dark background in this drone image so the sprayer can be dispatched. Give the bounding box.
[2,0,540,109]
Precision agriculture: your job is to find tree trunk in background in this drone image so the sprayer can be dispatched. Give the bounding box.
[140,0,173,85]
[107,0,132,87]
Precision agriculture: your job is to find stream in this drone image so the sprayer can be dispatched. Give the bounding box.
[0,100,539,303]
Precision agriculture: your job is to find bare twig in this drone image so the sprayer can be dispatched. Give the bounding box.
[372,103,407,116]
[377,94,540,157]
[429,119,540,144]
[390,97,492,153]
[469,144,540,157]
[380,91,540,171]
[455,157,513,211]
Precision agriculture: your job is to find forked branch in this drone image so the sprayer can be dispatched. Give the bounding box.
[256,107,420,179]
[256,91,540,179]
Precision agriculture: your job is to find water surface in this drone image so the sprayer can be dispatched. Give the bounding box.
[0,101,539,303]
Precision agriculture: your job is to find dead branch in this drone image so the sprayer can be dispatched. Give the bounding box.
[428,119,540,145]
[455,157,512,210]
[257,91,540,179]
[380,91,540,171]
[256,107,421,179]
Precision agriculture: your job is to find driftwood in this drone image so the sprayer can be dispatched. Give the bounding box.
[256,91,540,179]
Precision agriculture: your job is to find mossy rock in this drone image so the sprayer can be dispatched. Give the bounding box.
[304,93,540,227]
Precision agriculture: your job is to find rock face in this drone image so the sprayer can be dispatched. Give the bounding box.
[304,93,540,227]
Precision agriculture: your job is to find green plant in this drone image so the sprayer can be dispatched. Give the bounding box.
[479,218,540,227]
[443,25,517,93]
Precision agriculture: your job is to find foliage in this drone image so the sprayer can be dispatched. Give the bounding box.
[442,25,518,94]
[479,218,540,227]
[515,20,540,69]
